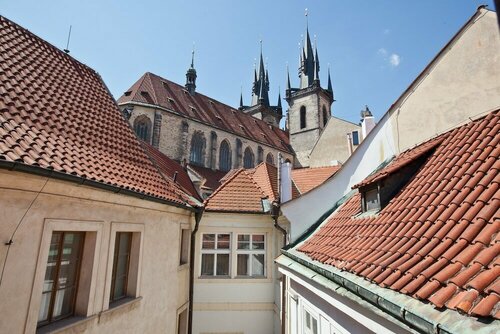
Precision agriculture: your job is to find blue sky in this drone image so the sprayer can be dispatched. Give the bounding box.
[1,1,496,125]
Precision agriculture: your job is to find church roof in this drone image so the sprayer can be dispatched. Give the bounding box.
[142,142,201,202]
[188,164,228,191]
[292,165,341,194]
[297,110,500,319]
[0,15,196,208]
[118,72,292,153]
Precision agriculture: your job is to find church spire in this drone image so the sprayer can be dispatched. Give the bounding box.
[251,40,270,106]
[185,46,197,95]
[299,9,316,89]
[327,66,333,93]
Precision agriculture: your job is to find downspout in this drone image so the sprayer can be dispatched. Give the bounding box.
[273,153,288,334]
[188,206,204,334]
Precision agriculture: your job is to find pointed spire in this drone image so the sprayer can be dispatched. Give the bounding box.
[190,44,195,68]
[286,64,291,91]
[327,65,333,93]
[314,39,320,79]
[239,87,244,108]
[277,88,282,109]
[185,45,197,95]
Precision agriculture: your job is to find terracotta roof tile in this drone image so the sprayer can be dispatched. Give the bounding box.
[118,72,292,154]
[188,164,228,191]
[291,165,340,194]
[297,111,500,319]
[204,162,278,213]
[0,16,194,206]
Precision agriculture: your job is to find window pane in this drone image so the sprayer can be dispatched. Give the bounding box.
[252,254,265,276]
[217,234,230,249]
[237,254,249,276]
[216,254,229,276]
[202,234,215,249]
[110,232,132,302]
[180,229,190,265]
[113,276,126,301]
[252,235,265,250]
[365,188,379,211]
[52,286,76,319]
[38,232,84,325]
[201,254,214,276]
[38,292,51,322]
[237,234,250,249]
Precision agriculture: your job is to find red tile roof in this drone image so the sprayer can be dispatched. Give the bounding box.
[205,162,278,213]
[142,142,201,201]
[117,72,292,153]
[291,166,341,194]
[298,110,500,319]
[0,16,195,207]
[188,164,228,191]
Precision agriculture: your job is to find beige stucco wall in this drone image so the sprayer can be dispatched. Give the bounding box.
[192,211,284,334]
[309,117,362,167]
[0,169,192,333]
[388,9,500,153]
[125,104,293,170]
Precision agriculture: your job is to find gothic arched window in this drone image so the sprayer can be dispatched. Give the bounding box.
[134,115,152,142]
[323,106,329,126]
[257,146,264,164]
[236,139,243,168]
[266,153,274,165]
[190,131,206,166]
[219,140,232,172]
[300,106,306,129]
[243,147,255,169]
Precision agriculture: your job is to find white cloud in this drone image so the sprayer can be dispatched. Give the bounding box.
[377,48,388,56]
[389,53,401,67]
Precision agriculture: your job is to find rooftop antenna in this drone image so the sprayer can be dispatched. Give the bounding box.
[63,25,72,54]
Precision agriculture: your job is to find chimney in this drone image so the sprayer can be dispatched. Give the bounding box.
[280,158,292,203]
[361,105,375,140]
[346,133,353,156]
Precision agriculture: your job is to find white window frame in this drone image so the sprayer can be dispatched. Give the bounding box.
[200,233,231,277]
[235,233,266,278]
[303,304,319,334]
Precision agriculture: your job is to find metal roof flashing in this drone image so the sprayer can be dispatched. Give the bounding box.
[277,250,498,334]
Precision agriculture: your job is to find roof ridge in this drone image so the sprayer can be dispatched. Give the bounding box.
[0,15,96,77]
[135,72,288,134]
[242,169,268,199]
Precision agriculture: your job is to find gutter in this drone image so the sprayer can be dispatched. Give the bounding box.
[0,160,195,211]
[279,250,495,334]
[188,207,204,334]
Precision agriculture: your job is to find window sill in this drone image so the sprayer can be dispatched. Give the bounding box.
[99,296,142,324]
[37,315,98,334]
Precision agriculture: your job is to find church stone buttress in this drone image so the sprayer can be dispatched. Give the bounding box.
[286,23,334,167]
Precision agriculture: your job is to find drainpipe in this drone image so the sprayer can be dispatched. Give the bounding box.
[274,153,288,334]
[188,207,204,334]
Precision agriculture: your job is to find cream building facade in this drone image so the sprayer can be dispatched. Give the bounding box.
[0,170,194,334]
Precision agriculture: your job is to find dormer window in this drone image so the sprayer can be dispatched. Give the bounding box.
[361,185,380,213]
[352,131,360,145]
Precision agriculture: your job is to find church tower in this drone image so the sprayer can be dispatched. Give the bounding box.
[286,19,334,167]
[240,43,282,127]
[185,49,197,95]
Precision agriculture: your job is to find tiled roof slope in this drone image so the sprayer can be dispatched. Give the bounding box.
[118,72,292,153]
[298,110,500,319]
[188,164,228,191]
[205,162,278,212]
[292,165,340,194]
[0,16,194,207]
[142,142,201,201]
